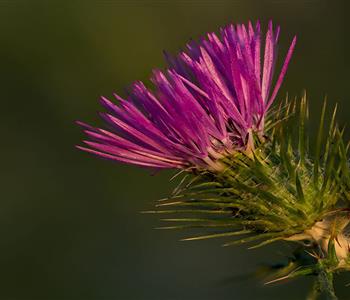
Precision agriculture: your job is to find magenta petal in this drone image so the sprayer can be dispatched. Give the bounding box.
[77,20,296,170]
[266,36,297,111]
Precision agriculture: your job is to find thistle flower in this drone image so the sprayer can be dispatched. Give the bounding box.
[76,19,350,299]
[77,20,296,171]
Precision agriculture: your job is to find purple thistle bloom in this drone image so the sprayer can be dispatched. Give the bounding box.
[77,20,296,170]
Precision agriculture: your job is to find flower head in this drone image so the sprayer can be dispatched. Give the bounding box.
[77,20,296,170]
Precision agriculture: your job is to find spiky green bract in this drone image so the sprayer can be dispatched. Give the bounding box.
[151,94,347,249]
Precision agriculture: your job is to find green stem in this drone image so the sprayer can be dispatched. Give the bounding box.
[306,280,321,300]
[307,270,338,300]
[318,270,337,300]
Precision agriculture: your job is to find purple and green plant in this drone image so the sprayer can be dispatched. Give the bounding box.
[76,20,350,300]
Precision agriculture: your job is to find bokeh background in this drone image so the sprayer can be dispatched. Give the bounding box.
[0,0,349,299]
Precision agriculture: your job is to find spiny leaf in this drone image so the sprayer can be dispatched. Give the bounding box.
[181,230,251,241]
[160,218,234,222]
[295,171,305,202]
[223,232,282,247]
[323,103,338,168]
[298,92,307,165]
[264,266,315,285]
[314,98,327,187]
[322,127,342,192]
[142,210,233,215]
[155,223,242,230]
[186,181,223,191]
[172,173,190,195]
[170,169,186,181]
[248,236,284,249]
[156,201,242,209]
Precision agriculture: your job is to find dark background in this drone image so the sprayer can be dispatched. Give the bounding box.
[0,0,349,299]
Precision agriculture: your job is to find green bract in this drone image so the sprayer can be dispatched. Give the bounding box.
[147,94,350,299]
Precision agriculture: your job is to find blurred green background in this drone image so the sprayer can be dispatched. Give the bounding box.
[0,0,348,299]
